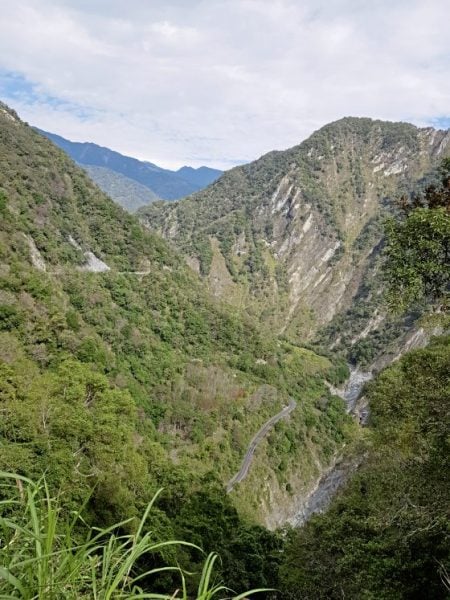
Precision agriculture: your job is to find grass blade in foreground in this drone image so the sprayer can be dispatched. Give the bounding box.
[0,473,271,598]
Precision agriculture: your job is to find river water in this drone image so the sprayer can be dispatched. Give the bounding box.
[289,367,372,527]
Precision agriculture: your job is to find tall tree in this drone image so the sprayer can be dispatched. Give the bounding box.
[384,158,450,312]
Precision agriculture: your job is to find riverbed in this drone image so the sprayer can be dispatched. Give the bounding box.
[289,367,372,527]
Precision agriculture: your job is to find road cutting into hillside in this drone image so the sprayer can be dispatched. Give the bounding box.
[226,398,297,493]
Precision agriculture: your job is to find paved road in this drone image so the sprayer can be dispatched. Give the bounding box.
[226,398,297,493]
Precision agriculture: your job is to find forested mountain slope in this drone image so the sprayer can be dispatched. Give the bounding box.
[82,164,161,212]
[280,334,450,599]
[0,101,354,547]
[1,101,448,597]
[140,118,450,362]
[37,128,222,201]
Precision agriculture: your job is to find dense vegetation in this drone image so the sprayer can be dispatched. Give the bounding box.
[0,102,352,593]
[0,472,271,599]
[280,335,450,599]
[139,117,449,351]
[312,157,450,366]
[279,159,450,598]
[1,101,449,597]
[3,333,448,597]
[139,118,412,274]
[82,165,161,212]
[37,128,222,201]
[384,157,450,312]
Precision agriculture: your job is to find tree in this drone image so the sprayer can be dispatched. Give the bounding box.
[384,158,450,312]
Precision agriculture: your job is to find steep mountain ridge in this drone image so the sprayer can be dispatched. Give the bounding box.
[36,128,222,201]
[0,102,354,529]
[82,165,161,212]
[139,117,450,355]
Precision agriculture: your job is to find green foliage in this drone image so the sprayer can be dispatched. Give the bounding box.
[384,208,449,311]
[82,164,160,212]
[167,479,284,591]
[0,304,23,330]
[0,104,344,593]
[0,472,269,599]
[139,116,442,346]
[5,103,448,598]
[0,358,151,523]
[280,336,450,599]
[0,189,8,212]
[384,159,450,312]
[323,357,349,385]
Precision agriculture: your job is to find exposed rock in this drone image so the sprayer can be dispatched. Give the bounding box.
[140,117,450,344]
[69,235,110,272]
[24,234,46,271]
[79,251,110,273]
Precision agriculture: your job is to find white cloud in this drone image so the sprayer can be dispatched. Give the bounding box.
[0,0,448,169]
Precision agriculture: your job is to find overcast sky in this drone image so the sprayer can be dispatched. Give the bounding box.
[0,0,449,169]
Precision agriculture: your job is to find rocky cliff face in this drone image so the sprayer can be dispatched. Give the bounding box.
[1,102,360,529]
[140,118,450,347]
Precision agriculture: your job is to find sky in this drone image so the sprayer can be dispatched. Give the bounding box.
[0,0,449,170]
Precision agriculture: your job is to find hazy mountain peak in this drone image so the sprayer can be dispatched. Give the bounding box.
[176,165,223,187]
[35,128,223,204]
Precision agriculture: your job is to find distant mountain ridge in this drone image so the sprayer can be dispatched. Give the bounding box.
[176,165,223,188]
[139,117,450,363]
[81,165,160,213]
[36,128,222,204]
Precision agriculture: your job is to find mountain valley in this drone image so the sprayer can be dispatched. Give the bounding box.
[0,101,357,530]
[37,128,223,209]
[140,117,449,366]
[0,100,449,597]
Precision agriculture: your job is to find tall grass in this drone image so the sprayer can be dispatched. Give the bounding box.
[0,472,270,599]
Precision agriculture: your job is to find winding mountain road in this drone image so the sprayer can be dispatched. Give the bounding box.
[226,398,297,493]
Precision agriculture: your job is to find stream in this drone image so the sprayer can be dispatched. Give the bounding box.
[289,367,373,527]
